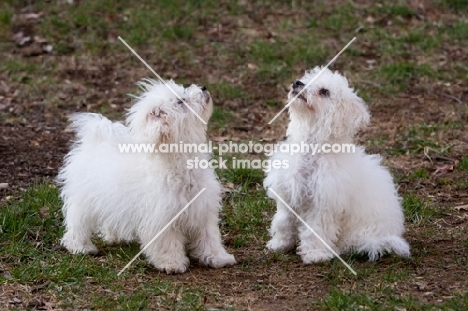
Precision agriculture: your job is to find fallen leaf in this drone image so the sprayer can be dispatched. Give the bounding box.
[247,63,258,70]
[432,164,453,175]
[33,35,48,44]
[22,12,43,21]
[223,182,235,190]
[454,204,468,212]
[415,281,427,290]
[40,206,49,218]
[9,298,22,304]
[13,31,32,46]
[212,136,229,142]
[3,271,12,279]
[40,42,54,54]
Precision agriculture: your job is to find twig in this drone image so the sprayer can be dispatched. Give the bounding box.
[439,93,463,105]
[171,60,187,72]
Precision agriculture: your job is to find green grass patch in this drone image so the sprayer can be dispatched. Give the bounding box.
[217,166,272,245]
[0,184,208,309]
[209,106,235,128]
[379,62,436,92]
[438,0,468,12]
[210,81,244,100]
[410,168,430,180]
[458,156,468,171]
[218,165,264,187]
[391,122,460,155]
[402,193,436,223]
[0,2,13,32]
[377,2,414,18]
[162,25,194,40]
[248,37,328,83]
[445,20,468,41]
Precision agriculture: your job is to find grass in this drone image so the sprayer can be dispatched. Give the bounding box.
[209,107,235,129]
[402,193,437,223]
[379,62,436,93]
[389,121,463,155]
[458,157,468,171]
[0,169,461,309]
[0,185,206,309]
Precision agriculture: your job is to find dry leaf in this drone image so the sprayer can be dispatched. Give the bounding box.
[22,12,43,21]
[39,206,49,218]
[223,182,235,192]
[212,136,229,142]
[247,63,258,70]
[13,31,32,46]
[454,204,468,212]
[432,164,453,175]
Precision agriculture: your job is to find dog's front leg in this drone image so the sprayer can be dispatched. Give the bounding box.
[189,210,236,268]
[296,209,339,264]
[141,228,189,274]
[266,201,298,253]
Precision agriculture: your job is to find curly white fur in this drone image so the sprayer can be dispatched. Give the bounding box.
[57,80,236,274]
[264,67,410,263]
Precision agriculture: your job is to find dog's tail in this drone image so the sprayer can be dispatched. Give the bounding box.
[358,236,411,261]
[68,113,128,145]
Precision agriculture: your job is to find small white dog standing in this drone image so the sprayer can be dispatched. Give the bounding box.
[57,80,236,274]
[265,67,410,263]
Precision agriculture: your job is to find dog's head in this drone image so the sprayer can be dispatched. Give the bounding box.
[287,67,370,141]
[126,79,213,144]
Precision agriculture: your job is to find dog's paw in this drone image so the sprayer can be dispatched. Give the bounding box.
[99,231,120,245]
[204,253,236,268]
[154,256,190,274]
[61,235,99,255]
[299,249,334,264]
[63,242,99,255]
[266,238,295,253]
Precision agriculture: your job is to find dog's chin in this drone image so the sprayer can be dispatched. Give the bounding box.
[288,93,314,113]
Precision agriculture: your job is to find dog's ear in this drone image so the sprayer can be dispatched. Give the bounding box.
[125,102,169,144]
[201,98,214,123]
[332,93,370,138]
[349,95,370,131]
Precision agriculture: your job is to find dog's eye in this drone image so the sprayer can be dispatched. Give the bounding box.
[319,88,330,97]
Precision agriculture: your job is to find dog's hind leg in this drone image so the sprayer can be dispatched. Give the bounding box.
[266,201,298,253]
[189,210,236,268]
[60,201,98,255]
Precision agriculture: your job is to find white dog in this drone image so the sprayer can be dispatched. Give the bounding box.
[264,67,410,263]
[57,80,236,273]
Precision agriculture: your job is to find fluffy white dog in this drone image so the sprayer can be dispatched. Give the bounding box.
[57,80,236,273]
[264,67,410,263]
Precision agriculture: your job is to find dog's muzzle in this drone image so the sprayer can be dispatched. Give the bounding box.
[292,80,305,89]
[291,80,306,100]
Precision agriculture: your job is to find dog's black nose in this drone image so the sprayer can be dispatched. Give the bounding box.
[200,86,207,91]
[293,80,305,89]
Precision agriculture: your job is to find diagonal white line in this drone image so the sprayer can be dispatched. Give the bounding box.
[117,188,206,276]
[268,37,357,125]
[117,36,207,125]
[267,188,357,275]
